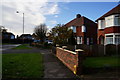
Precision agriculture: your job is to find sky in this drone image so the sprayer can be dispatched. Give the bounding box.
[0,0,119,36]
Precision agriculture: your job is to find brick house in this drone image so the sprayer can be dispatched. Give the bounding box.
[65,14,97,45]
[96,4,120,45]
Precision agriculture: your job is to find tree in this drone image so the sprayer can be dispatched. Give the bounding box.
[0,26,5,32]
[34,24,47,43]
[49,24,73,45]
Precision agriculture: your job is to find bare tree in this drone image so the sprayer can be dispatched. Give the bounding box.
[34,24,47,43]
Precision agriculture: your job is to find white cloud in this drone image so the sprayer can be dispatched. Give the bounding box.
[0,1,60,36]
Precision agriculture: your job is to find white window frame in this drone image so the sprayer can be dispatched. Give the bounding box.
[105,33,120,45]
[82,25,86,32]
[77,36,82,44]
[105,14,120,28]
[114,14,120,26]
[98,20,105,29]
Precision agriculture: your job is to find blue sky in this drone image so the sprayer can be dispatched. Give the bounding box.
[46,2,119,27]
[1,1,119,36]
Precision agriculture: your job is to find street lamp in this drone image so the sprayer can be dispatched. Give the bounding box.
[16,11,24,34]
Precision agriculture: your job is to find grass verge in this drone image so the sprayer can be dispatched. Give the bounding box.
[13,44,31,49]
[83,56,120,68]
[2,53,44,79]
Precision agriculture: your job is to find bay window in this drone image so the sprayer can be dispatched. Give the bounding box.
[114,15,120,26]
[105,14,120,28]
[115,35,120,44]
[106,35,113,44]
[105,33,120,45]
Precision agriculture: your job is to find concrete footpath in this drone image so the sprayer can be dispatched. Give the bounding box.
[40,49,78,78]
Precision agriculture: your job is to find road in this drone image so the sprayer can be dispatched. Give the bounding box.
[0,44,21,51]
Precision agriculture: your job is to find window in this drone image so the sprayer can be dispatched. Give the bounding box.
[72,26,76,33]
[70,26,76,33]
[114,15,120,26]
[90,38,93,44]
[115,35,120,44]
[87,38,89,45]
[105,17,114,27]
[82,25,86,32]
[77,36,82,44]
[98,20,105,29]
[106,35,113,44]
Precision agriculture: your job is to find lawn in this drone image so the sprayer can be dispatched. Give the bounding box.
[13,44,31,49]
[83,56,120,68]
[2,53,44,79]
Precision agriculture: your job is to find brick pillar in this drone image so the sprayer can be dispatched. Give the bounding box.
[75,49,85,75]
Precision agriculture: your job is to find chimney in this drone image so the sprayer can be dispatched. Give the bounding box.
[76,14,81,18]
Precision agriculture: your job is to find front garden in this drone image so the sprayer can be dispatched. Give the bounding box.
[83,56,120,68]
[2,53,44,79]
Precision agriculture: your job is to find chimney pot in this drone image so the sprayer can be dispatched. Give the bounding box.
[76,14,81,18]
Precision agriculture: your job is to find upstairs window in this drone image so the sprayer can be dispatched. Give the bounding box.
[82,25,86,32]
[71,26,76,33]
[114,15,120,26]
[98,20,105,29]
[105,14,120,27]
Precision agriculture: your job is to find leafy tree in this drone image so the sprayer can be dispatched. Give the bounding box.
[34,24,47,43]
[49,24,73,45]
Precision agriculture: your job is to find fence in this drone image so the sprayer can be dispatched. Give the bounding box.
[52,44,120,57]
[67,44,120,56]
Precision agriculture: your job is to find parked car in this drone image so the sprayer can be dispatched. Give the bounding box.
[33,40,40,43]
[45,40,53,44]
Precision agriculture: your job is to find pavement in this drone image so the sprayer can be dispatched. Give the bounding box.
[43,50,78,78]
[2,44,78,79]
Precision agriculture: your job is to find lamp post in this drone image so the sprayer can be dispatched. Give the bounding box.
[16,11,25,43]
[16,11,24,34]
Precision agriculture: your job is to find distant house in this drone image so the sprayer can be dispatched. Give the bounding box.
[19,34,33,40]
[2,32,15,39]
[96,4,120,45]
[2,29,15,40]
[65,14,97,45]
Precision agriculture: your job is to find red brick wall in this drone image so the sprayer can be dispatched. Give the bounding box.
[98,26,120,44]
[104,26,120,34]
[56,47,85,75]
[76,26,84,36]
[98,29,105,44]
[76,27,85,44]
[84,18,98,44]
[56,47,78,73]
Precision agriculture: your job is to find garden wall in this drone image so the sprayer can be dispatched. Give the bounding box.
[56,47,85,75]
